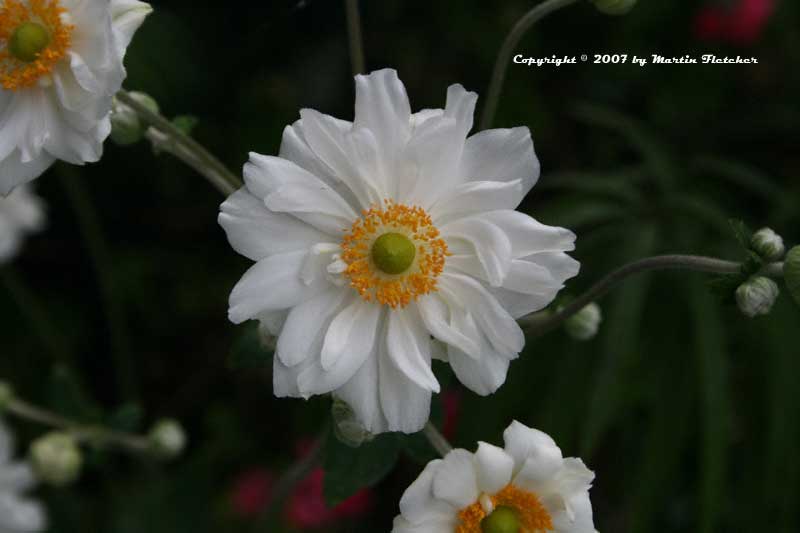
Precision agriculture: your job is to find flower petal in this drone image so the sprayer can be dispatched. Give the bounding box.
[461,127,539,200]
[448,344,510,396]
[399,459,455,525]
[432,449,480,509]
[276,288,348,367]
[474,442,514,495]
[416,295,481,358]
[334,343,386,433]
[472,210,576,258]
[429,179,524,223]
[441,217,513,287]
[503,420,563,478]
[386,308,440,392]
[320,297,381,371]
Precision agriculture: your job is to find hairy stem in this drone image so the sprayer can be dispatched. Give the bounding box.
[115,90,241,196]
[424,421,453,457]
[4,397,152,454]
[344,0,366,76]
[479,0,580,130]
[521,255,785,336]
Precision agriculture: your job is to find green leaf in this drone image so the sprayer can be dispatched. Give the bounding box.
[227,323,273,370]
[729,219,753,251]
[172,115,199,136]
[107,403,144,433]
[785,246,800,308]
[323,431,402,506]
[691,156,783,202]
[708,274,746,306]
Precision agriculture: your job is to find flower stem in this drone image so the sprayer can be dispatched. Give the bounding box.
[4,397,152,454]
[115,90,241,196]
[0,267,69,363]
[423,421,453,457]
[521,254,785,336]
[479,0,580,130]
[344,0,366,76]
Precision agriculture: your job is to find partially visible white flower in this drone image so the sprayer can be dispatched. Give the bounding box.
[0,420,47,532]
[0,185,45,263]
[392,421,595,533]
[736,276,779,318]
[0,0,153,195]
[219,69,579,434]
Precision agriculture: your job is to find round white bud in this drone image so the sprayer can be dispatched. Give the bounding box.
[110,92,160,146]
[736,276,780,318]
[331,398,374,448]
[149,418,186,459]
[751,228,785,262]
[564,302,603,341]
[30,432,82,486]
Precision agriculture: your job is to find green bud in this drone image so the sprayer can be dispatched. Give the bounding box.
[331,398,374,448]
[30,432,82,486]
[9,22,50,62]
[110,92,160,146]
[751,228,785,262]
[591,0,637,15]
[564,302,602,341]
[481,506,519,533]
[784,246,800,308]
[736,276,779,318]
[149,418,186,459]
[371,232,416,275]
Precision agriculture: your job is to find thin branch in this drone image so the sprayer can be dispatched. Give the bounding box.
[115,90,241,196]
[479,0,580,130]
[344,0,366,76]
[423,421,453,457]
[520,255,785,337]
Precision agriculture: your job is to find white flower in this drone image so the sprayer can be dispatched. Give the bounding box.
[0,420,47,532]
[0,185,44,263]
[219,69,579,434]
[0,0,152,195]
[392,421,595,533]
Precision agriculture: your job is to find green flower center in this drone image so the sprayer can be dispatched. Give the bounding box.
[371,232,416,275]
[481,506,519,533]
[9,21,51,62]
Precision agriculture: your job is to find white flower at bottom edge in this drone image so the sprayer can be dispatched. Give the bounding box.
[0,185,44,263]
[0,0,153,196]
[219,68,580,435]
[0,420,47,532]
[393,421,595,533]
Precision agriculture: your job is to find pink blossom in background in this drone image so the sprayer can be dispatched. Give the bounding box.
[285,468,373,529]
[230,468,275,518]
[694,0,777,45]
[442,390,463,441]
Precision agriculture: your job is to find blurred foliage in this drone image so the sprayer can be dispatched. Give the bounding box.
[1,0,799,532]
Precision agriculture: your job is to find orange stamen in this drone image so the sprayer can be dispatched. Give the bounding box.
[456,484,554,533]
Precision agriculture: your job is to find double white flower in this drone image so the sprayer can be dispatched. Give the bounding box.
[0,184,43,263]
[0,420,46,532]
[393,421,595,533]
[0,0,152,195]
[219,69,579,434]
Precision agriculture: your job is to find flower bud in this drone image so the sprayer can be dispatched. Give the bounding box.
[564,302,602,341]
[331,398,374,448]
[736,276,779,318]
[30,432,82,486]
[110,92,159,146]
[149,418,186,459]
[751,227,785,262]
[592,0,637,15]
[0,381,13,411]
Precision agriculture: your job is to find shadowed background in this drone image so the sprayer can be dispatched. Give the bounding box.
[1,0,798,531]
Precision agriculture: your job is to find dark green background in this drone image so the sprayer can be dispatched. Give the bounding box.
[2,0,799,531]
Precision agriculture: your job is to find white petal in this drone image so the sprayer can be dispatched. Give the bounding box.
[503,421,563,478]
[0,151,55,196]
[473,442,514,495]
[432,449,480,509]
[400,116,461,209]
[399,459,455,525]
[379,332,432,433]
[441,217,512,287]
[448,345,510,396]
[320,297,380,370]
[334,345,386,434]
[471,211,576,258]
[461,127,539,200]
[228,250,327,323]
[416,295,481,358]
[111,0,152,52]
[439,273,524,356]
[392,515,454,533]
[276,288,348,367]
[218,188,330,261]
[0,463,36,493]
[386,309,440,392]
[0,493,47,532]
[443,84,477,140]
[429,179,524,222]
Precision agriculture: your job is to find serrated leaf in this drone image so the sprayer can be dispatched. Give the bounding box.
[708,274,746,306]
[729,219,753,251]
[172,115,199,136]
[785,246,800,308]
[227,323,273,370]
[323,431,401,506]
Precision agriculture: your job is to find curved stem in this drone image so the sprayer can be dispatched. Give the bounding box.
[479,0,580,130]
[115,90,241,196]
[521,255,785,337]
[4,397,151,454]
[424,421,453,457]
[344,0,366,76]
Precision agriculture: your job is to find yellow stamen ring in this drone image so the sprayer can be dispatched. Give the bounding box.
[1,0,73,90]
[341,201,449,309]
[457,485,554,533]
